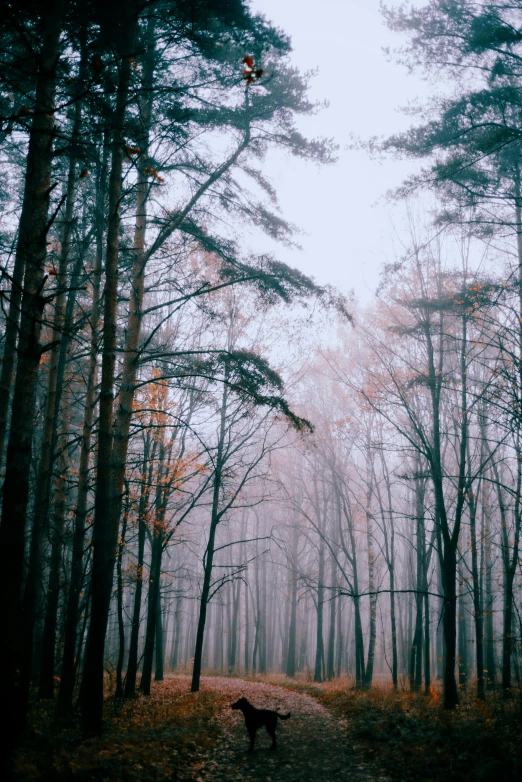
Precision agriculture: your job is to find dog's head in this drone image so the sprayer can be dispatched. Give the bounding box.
[231,697,249,711]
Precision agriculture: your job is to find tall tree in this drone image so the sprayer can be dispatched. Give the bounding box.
[0,0,67,748]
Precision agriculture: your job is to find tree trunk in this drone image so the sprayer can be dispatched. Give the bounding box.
[213,602,223,672]
[267,578,276,671]
[57,141,107,714]
[155,588,164,682]
[108,15,156,577]
[191,372,229,692]
[423,589,431,696]
[124,436,154,696]
[458,567,468,690]
[140,527,164,695]
[170,594,183,671]
[353,596,366,688]
[468,486,485,699]
[506,178,522,695]
[141,434,173,694]
[364,449,377,689]
[502,569,516,695]
[115,488,130,698]
[298,612,307,673]
[442,542,459,708]
[252,548,260,674]
[228,577,240,675]
[0,247,24,467]
[286,548,298,678]
[336,595,343,677]
[80,3,138,736]
[38,383,72,698]
[379,457,398,690]
[436,549,445,682]
[385,561,397,691]
[347,507,366,688]
[410,477,425,692]
[314,491,326,683]
[483,480,496,689]
[327,550,336,680]
[244,578,250,674]
[0,0,66,746]
[30,76,83,699]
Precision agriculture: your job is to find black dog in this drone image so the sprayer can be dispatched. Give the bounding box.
[231,696,291,751]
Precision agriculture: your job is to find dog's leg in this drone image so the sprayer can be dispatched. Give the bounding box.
[248,726,256,752]
[267,725,276,750]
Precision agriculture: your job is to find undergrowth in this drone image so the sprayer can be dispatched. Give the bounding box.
[270,676,522,782]
[14,679,225,782]
[14,673,522,781]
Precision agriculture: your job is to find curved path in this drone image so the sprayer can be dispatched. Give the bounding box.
[188,677,390,782]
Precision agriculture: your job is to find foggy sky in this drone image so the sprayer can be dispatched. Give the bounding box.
[251,0,432,303]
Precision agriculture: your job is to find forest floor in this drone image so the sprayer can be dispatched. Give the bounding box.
[13,674,522,782]
[186,676,385,782]
[272,676,522,782]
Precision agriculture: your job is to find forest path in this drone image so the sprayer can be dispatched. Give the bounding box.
[182,676,390,782]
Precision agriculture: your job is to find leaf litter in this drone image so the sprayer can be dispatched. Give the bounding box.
[14,675,388,782]
[177,675,388,782]
[15,674,522,781]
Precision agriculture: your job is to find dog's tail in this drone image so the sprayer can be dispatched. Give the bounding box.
[277,712,291,720]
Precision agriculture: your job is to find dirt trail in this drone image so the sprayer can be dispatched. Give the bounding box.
[188,677,390,782]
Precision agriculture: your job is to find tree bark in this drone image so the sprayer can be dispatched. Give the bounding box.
[57,140,107,715]
[314,531,325,682]
[108,15,155,561]
[363,445,377,689]
[170,593,183,671]
[124,435,155,696]
[244,578,250,674]
[191,374,229,692]
[424,303,468,708]
[38,382,72,698]
[458,566,468,690]
[482,477,496,689]
[326,548,336,680]
[115,485,130,698]
[0,0,66,746]
[155,588,164,682]
[286,526,298,678]
[441,541,459,708]
[410,474,425,692]
[0,247,24,466]
[80,2,139,736]
[467,482,485,699]
[228,576,240,675]
[141,436,172,695]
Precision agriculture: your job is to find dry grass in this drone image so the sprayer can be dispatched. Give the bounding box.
[14,677,225,781]
[14,673,522,781]
[269,675,522,782]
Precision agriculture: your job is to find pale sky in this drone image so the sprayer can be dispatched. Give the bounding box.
[251,0,432,303]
